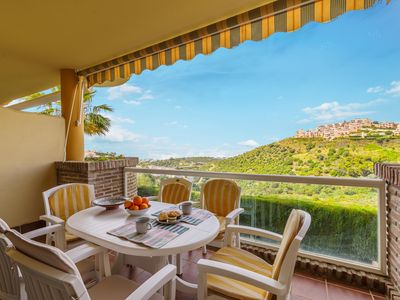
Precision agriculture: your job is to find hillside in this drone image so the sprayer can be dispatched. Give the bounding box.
[139,156,221,170]
[206,137,400,177]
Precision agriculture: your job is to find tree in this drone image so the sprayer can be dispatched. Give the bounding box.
[35,88,113,136]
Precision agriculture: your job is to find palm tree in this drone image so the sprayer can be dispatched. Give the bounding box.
[37,89,113,136]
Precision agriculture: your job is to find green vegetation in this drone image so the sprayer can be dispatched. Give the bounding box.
[207,137,400,178]
[137,137,400,263]
[85,151,124,161]
[140,157,221,170]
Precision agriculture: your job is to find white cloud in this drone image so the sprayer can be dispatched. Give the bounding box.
[174,105,182,110]
[238,139,259,148]
[300,100,378,123]
[165,121,178,126]
[123,100,141,105]
[107,84,142,100]
[107,83,154,104]
[367,86,383,93]
[5,98,24,106]
[387,81,400,97]
[102,126,140,142]
[105,114,135,124]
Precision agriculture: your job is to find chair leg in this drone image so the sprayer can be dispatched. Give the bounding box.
[176,254,183,275]
[202,245,207,255]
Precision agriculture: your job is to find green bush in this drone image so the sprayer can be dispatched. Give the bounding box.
[240,195,377,264]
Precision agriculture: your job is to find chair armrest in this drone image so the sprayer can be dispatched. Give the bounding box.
[65,242,106,263]
[226,225,283,242]
[23,224,63,239]
[40,215,65,225]
[225,208,244,224]
[126,264,176,300]
[197,259,286,296]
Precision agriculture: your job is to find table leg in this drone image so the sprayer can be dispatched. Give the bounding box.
[111,253,124,274]
[112,254,198,297]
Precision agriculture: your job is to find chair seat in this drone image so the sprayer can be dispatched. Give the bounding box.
[208,246,273,300]
[88,275,162,300]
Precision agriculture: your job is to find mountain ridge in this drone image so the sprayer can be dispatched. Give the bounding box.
[140,137,400,178]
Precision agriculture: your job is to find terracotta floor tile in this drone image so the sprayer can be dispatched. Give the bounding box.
[182,247,215,263]
[116,253,380,300]
[327,283,372,300]
[180,261,199,284]
[291,294,313,300]
[371,296,385,300]
[176,290,196,300]
[291,274,327,300]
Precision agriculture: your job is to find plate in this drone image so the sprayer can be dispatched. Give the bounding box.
[156,218,181,225]
[93,197,128,210]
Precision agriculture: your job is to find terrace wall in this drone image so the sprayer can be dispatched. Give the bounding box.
[375,163,400,299]
[0,108,65,227]
[55,158,139,199]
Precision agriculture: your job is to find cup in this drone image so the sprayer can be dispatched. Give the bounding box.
[179,201,193,215]
[136,217,152,234]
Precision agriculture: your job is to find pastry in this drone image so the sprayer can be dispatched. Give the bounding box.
[167,210,182,218]
[159,212,168,221]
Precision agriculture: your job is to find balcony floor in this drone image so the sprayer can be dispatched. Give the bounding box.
[119,247,385,300]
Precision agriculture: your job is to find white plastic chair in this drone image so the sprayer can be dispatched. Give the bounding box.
[0,218,64,300]
[5,228,177,300]
[158,177,192,275]
[41,183,95,250]
[197,209,311,300]
[158,178,193,204]
[200,179,244,253]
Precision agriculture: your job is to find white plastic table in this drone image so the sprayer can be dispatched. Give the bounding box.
[66,201,220,293]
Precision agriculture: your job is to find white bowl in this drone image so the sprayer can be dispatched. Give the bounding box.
[125,208,150,216]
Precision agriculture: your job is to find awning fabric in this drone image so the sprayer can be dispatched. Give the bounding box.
[79,0,379,87]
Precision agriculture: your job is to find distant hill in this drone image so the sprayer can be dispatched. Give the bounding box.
[140,138,400,178]
[207,137,400,177]
[139,156,221,170]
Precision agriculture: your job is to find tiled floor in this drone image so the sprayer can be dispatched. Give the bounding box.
[120,248,386,300]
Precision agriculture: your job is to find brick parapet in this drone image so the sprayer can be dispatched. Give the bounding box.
[55,158,138,199]
[375,162,400,299]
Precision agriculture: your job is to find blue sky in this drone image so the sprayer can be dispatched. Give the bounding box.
[87,1,400,159]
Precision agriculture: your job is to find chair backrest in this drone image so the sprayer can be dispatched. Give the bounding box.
[272,210,311,286]
[0,219,20,300]
[5,229,88,300]
[201,179,241,216]
[159,178,192,204]
[43,183,95,221]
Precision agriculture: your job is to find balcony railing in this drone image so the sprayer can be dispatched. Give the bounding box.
[124,167,386,275]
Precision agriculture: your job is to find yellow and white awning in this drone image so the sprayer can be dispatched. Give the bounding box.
[78,0,380,87]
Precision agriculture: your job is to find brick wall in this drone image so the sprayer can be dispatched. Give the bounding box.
[375,163,400,299]
[55,158,139,199]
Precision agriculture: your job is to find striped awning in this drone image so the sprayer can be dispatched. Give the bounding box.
[79,0,380,87]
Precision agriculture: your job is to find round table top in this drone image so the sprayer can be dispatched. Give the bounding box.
[66,201,220,257]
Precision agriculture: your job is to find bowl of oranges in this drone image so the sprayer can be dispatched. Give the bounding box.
[125,195,151,216]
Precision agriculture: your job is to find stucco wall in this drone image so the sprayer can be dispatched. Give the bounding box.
[0,108,65,227]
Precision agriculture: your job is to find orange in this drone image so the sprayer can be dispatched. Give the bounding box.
[133,196,142,206]
[142,197,149,204]
[124,200,132,209]
[139,203,148,210]
[129,205,139,211]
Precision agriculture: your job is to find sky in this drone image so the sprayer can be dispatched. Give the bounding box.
[86,1,400,160]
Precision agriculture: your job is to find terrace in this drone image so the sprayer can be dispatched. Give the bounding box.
[0,1,399,299]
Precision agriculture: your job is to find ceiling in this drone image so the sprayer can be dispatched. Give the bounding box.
[0,0,275,104]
